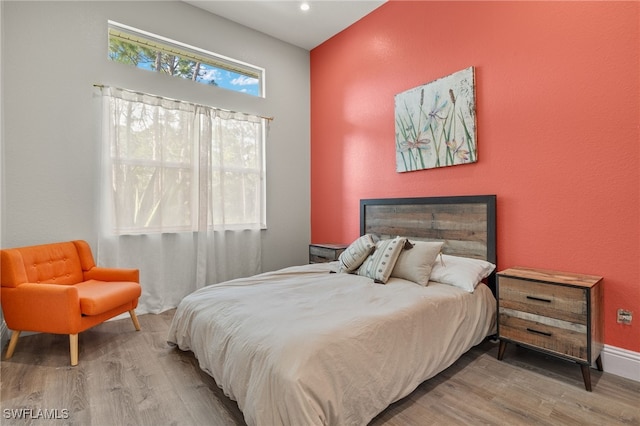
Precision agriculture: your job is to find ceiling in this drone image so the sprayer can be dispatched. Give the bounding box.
[183,1,387,50]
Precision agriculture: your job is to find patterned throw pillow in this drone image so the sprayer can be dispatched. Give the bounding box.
[339,234,376,273]
[357,236,407,283]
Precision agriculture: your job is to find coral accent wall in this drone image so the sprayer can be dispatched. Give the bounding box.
[310,2,639,352]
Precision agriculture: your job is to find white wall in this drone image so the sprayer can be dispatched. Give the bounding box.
[1,1,310,273]
[0,0,7,347]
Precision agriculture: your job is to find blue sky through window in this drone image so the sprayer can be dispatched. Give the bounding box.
[198,65,260,96]
[134,59,259,96]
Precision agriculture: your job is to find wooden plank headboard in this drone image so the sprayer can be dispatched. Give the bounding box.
[360,195,497,290]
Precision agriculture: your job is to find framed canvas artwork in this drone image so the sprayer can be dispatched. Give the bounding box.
[395,67,477,173]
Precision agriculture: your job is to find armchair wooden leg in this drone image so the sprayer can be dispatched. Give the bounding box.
[129,309,141,331]
[5,330,21,359]
[69,334,79,366]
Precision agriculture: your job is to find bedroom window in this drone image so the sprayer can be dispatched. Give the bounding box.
[108,21,264,97]
[100,86,267,235]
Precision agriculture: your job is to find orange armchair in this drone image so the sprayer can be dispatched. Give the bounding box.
[1,240,141,366]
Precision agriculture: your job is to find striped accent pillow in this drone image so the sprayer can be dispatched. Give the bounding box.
[339,234,376,273]
[357,236,407,283]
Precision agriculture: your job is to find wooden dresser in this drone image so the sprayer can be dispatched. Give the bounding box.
[496,267,603,391]
[309,243,348,264]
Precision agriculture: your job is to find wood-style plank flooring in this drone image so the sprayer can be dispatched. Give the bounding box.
[1,310,638,426]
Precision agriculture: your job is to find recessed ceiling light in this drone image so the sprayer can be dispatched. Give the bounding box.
[300,2,310,11]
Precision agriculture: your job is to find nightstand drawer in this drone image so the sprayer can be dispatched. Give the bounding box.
[499,311,588,361]
[309,244,347,263]
[499,276,587,324]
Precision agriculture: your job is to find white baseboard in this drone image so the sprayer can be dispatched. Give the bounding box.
[602,344,640,382]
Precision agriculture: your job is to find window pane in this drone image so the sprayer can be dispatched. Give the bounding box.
[210,171,261,227]
[112,164,193,233]
[113,104,194,165]
[213,120,261,169]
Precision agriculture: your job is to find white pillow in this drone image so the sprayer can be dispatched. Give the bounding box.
[429,254,496,292]
[391,241,443,286]
[357,236,407,283]
[339,234,376,273]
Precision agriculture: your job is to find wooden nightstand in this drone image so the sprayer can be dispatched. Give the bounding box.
[309,243,348,264]
[496,267,603,391]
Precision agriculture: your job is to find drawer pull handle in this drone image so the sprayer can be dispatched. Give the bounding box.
[526,295,552,303]
[527,328,552,337]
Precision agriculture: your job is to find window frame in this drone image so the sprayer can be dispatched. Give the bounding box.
[108,20,265,98]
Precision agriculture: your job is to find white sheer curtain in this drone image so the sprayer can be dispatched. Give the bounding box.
[98,87,264,314]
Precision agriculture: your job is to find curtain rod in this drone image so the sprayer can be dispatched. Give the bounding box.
[93,84,274,122]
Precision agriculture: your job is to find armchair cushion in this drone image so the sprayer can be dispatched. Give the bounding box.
[76,280,141,316]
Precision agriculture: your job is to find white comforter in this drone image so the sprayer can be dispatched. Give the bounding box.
[167,262,496,426]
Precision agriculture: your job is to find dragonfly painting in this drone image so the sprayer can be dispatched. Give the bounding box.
[395,67,477,172]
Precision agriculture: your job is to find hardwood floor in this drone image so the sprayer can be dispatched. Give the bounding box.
[1,310,638,426]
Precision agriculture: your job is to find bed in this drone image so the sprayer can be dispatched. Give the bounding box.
[167,195,498,426]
